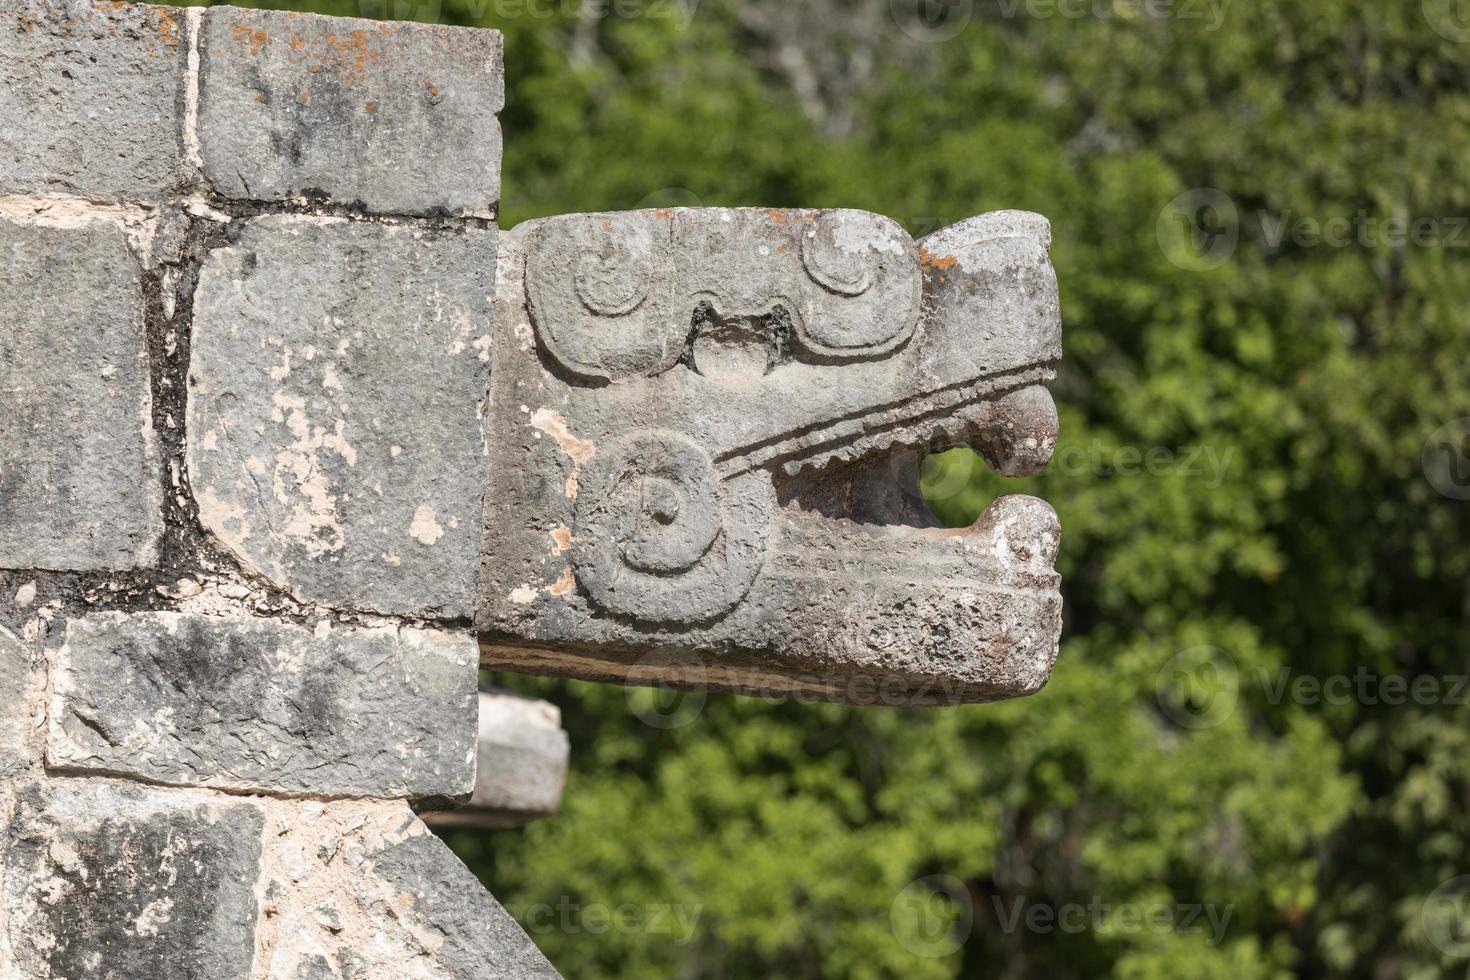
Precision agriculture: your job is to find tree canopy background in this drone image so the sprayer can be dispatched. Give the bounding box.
[157,1,1470,976]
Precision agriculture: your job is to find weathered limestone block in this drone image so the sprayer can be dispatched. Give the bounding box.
[47,612,478,803]
[0,212,163,572]
[0,1,188,202]
[256,799,562,979]
[0,627,36,777]
[478,208,1063,705]
[0,780,264,979]
[189,215,495,618]
[425,691,569,830]
[198,7,504,217]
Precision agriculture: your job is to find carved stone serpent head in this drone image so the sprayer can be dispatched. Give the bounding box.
[477,207,1062,706]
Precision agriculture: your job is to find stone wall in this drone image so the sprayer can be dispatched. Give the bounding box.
[0,3,557,976]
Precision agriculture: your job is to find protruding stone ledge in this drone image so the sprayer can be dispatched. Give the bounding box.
[46,612,478,803]
[0,211,164,573]
[425,691,570,830]
[0,779,264,980]
[197,7,504,217]
[0,1,190,203]
[188,214,495,619]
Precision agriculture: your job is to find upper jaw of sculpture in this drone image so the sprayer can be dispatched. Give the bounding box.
[478,206,1064,706]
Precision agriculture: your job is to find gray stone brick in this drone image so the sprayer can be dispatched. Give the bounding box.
[0,627,33,776]
[47,612,478,802]
[0,1,188,202]
[0,214,163,572]
[0,779,263,980]
[198,7,504,216]
[188,214,494,619]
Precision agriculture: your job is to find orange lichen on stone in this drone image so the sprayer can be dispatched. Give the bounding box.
[152,7,179,48]
[767,209,789,223]
[917,246,959,274]
[232,24,272,57]
[426,81,441,98]
[323,30,381,78]
[365,102,378,113]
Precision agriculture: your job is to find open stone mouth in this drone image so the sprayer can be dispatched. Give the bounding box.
[768,376,1062,567]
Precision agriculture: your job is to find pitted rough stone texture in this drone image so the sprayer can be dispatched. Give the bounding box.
[0,215,163,572]
[48,612,478,803]
[368,824,562,979]
[256,799,562,979]
[0,780,263,980]
[189,215,495,618]
[199,7,504,216]
[0,627,34,777]
[425,691,569,830]
[0,1,188,202]
[479,209,1064,705]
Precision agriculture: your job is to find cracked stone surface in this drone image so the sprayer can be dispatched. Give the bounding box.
[0,214,163,572]
[188,214,495,619]
[198,7,504,216]
[0,779,264,980]
[47,612,478,803]
[0,1,189,203]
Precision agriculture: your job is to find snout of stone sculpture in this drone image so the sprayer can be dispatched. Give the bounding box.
[477,207,1063,705]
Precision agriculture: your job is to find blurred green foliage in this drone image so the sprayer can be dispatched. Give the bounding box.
[159,1,1470,975]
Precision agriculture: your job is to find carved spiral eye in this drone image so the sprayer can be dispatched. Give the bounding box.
[801,215,879,297]
[574,234,651,317]
[525,212,683,381]
[794,210,921,358]
[574,431,772,624]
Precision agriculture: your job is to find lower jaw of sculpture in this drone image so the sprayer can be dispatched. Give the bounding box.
[479,385,1063,707]
[477,499,1061,707]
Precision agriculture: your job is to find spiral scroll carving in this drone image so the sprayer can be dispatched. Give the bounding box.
[573,431,773,624]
